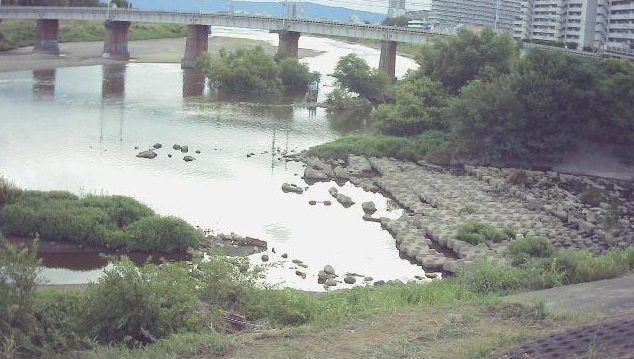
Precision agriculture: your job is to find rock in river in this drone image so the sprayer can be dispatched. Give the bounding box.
[362,201,377,214]
[181,145,189,153]
[282,183,304,194]
[173,144,181,150]
[304,166,330,180]
[153,143,162,149]
[261,254,269,262]
[136,150,157,159]
[324,278,337,287]
[344,276,356,285]
[337,194,355,208]
[183,156,195,162]
[324,265,336,276]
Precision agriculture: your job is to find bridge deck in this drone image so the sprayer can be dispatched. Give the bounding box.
[0,6,449,44]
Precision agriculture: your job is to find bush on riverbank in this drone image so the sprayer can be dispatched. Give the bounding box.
[3,235,634,357]
[316,29,634,164]
[462,239,634,294]
[0,20,186,51]
[456,222,511,245]
[0,189,201,251]
[198,47,313,96]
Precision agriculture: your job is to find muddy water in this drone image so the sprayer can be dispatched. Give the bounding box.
[0,29,427,291]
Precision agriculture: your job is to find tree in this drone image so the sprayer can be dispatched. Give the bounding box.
[417,28,518,93]
[199,47,281,95]
[382,16,409,27]
[374,71,448,136]
[591,59,634,143]
[331,54,390,104]
[278,58,312,90]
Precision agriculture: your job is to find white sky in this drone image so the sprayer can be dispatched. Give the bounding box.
[246,0,432,13]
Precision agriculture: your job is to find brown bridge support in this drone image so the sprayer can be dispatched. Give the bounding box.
[181,25,210,69]
[277,31,300,59]
[379,40,397,81]
[103,21,131,60]
[33,19,59,56]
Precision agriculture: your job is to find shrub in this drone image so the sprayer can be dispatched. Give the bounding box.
[417,28,518,93]
[331,54,391,104]
[457,222,510,245]
[278,58,312,90]
[508,237,555,265]
[242,288,318,326]
[580,186,604,207]
[32,290,90,353]
[199,47,282,95]
[0,190,198,251]
[458,261,527,294]
[0,236,41,355]
[0,177,18,207]
[125,216,203,251]
[82,259,200,344]
[374,73,448,136]
[81,195,154,228]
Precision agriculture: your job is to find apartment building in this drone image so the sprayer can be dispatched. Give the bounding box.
[429,0,523,33]
[515,0,634,52]
[608,0,634,51]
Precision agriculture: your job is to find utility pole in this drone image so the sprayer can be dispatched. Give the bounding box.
[494,0,498,30]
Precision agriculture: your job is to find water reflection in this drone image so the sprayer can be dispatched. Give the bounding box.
[182,69,206,98]
[327,108,372,133]
[0,63,425,290]
[32,69,56,99]
[102,64,126,100]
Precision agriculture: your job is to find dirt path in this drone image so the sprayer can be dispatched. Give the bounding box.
[0,36,322,72]
[503,274,634,317]
[201,303,586,359]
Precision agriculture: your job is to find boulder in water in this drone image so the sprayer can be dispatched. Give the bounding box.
[136,150,157,159]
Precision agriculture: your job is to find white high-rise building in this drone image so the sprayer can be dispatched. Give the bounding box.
[429,0,523,33]
[514,0,634,52]
[608,0,634,51]
[388,0,407,18]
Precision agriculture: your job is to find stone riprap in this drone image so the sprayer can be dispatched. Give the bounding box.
[294,153,633,274]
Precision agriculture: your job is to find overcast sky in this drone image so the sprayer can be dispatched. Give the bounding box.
[246,0,432,13]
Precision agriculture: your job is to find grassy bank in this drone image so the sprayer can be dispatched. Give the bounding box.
[0,177,201,251]
[308,130,452,162]
[3,234,634,358]
[0,19,187,51]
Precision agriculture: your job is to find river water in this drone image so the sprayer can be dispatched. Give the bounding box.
[0,29,427,291]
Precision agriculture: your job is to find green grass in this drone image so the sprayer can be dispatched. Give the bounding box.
[4,234,634,357]
[508,237,555,265]
[456,222,510,245]
[0,20,186,51]
[307,130,451,161]
[0,188,201,251]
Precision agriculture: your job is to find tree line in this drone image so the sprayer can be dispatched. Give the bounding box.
[327,28,634,165]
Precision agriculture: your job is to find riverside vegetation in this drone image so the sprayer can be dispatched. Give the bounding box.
[0,177,202,251]
[312,28,634,166]
[3,232,634,357]
[197,46,319,97]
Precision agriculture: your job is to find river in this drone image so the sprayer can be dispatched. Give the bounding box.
[0,28,427,291]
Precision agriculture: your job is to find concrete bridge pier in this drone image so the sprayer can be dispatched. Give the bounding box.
[33,19,60,56]
[103,20,131,60]
[181,25,210,69]
[379,40,397,81]
[277,31,300,59]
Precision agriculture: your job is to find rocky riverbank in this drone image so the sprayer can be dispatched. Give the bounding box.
[286,152,634,275]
